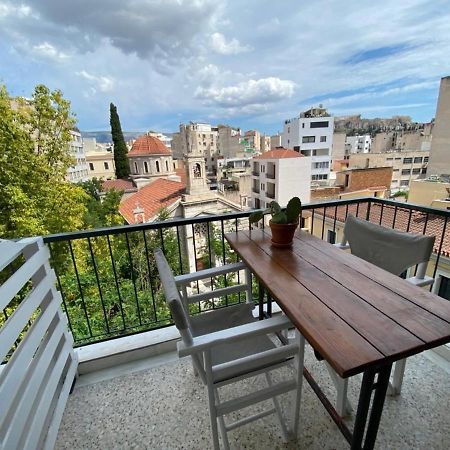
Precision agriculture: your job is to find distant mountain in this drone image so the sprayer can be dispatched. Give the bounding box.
[81,131,145,143]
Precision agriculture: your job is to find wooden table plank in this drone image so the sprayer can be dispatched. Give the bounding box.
[290,233,450,347]
[249,231,425,357]
[225,231,384,378]
[297,231,450,324]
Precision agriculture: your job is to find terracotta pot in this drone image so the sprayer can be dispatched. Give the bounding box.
[269,220,299,247]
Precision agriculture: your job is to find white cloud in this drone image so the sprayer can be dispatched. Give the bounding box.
[196,77,295,108]
[76,70,115,93]
[210,32,252,55]
[33,42,69,61]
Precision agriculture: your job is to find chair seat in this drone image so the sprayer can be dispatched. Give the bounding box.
[190,303,277,368]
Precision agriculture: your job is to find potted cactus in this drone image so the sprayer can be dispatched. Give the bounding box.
[249,197,302,247]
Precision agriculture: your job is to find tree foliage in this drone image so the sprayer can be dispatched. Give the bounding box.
[0,84,88,238]
[109,103,129,179]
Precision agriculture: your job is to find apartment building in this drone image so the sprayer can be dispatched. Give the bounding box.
[251,148,311,210]
[217,125,246,159]
[348,150,429,192]
[66,129,89,183]
[345,135,371,154]
[171,122,219,174]
[270,133,282,149]
[428,76,450,176]
[260,135,271,153]
[243,130,261,153]
[371,125,433,154]
[282,106,334,183]
[84,138,116,180]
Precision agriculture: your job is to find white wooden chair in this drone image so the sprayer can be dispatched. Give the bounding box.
[330,213,435,416]
[154,248,305,450]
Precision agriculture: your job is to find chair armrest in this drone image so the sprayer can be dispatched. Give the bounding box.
[174,262,246,285]
[178,315,292,357]
[406,275,434,288]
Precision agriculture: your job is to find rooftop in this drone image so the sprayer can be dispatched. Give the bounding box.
[102,179,136,192]
[128,134,171,157]
[254,147,304,159]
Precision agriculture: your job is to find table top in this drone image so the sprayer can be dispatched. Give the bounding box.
[225,229,450,378]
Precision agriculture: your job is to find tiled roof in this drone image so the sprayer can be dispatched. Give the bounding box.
[315,202,450,257]
[102,179,135,192]
[119,178,185,224]
[254,148,304,159]
[128,134,171,157]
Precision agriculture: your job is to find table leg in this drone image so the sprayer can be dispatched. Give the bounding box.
[351,363,392,450]
[258,282,264,320]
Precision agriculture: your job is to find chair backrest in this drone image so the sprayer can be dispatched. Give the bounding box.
[154,248,193,344]
[343,214,435,276]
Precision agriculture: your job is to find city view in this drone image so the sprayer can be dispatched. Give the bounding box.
[1,1,450,449]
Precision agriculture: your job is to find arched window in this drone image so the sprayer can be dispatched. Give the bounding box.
[134,161,138,173]
[144,161,149,173]
[193,163,201,178]
[165,160,169,171]
[156,161,160,172]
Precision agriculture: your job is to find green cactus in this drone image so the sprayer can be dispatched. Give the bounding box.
[249,197,302,225]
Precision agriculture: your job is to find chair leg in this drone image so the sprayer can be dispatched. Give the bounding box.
[293,331,305,439]
[388,358,407,396]
[265,372,290,443]
[205,351,221,450]
[325,362,352,417]
[215,388,230,450]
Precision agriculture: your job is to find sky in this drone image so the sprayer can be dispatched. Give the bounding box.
[1,0,450,135]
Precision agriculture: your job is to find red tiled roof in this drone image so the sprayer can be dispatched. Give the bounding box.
[102,179,135,192]
[128,134,171,157]
[119,178,185,224]
[315,202,450,257]
[254,148,304,159]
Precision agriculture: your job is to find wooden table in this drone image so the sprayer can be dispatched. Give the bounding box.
[225,229,450,450]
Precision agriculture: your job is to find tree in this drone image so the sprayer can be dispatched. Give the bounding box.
[109,103,129,179]
[0,84,88,239]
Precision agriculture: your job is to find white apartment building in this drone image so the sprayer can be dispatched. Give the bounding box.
[251,148,311,210]
[66,130,89,183]
[282,106,334,183]
[345,135,371,154]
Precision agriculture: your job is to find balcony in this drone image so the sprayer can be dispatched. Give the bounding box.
[252,187,260,194]
[266,191,275,199]
[252,171,260,176]
[2,198,450,449]
[266,172,276,179]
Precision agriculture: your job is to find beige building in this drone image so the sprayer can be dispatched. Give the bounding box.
[171,123,219,175]
[371,125,433,154]
[348,150,429,192]
[408,177,450,209]
[244,130,261,153]
[331,132,346,164]
[260,135,271,153]
[217,125,246,160]
[84,138,116,180]
[428,76,450,176]
[270,133,282,149]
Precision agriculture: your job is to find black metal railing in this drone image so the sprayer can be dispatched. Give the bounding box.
[252,187,260,194]
[41,197,450,347]
[266,192,276,199]
[266,173,276,179]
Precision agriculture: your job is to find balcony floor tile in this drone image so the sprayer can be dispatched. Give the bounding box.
[56,346,450,449]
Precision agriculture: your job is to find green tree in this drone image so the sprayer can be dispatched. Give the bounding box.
[109,103,129,179]
[0,84,88,239]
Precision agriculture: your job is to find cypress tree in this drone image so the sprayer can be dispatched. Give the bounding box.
[109,103,130,179]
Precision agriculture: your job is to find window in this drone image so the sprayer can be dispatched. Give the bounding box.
[438,276,450,300]
[311,174,328,180]
[302,136,315,143]
[401,169,411,175]
[302,123,305,128]
[288,127,290,133]
[412,168,421,174]
[400,180,409,186]
[166,160,169,171]
[104,162,109,170]
[414,157,423,163]
[313,161,329,169]
[386,158,394,161]
[392,180,398,183]
[424,156,429,162]
[156,161,160,172]
[134,162,138,173]
[393,168,399,172]
[310,121,329,128]
[144,161,149,173]
[320,136,327,142]
[260,183,265,190]
[89,162,94,171]
[395,157,402,161]
[421,168,427,174]
[403,157,413,164]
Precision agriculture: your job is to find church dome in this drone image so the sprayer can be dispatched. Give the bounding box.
[128,134,171,157]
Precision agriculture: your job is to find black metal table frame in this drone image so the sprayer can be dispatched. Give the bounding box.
[259,283,393,450]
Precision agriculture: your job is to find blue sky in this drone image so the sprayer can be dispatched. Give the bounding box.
[1,0,449,135]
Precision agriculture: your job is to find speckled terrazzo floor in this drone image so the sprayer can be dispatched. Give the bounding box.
[56,346,450,450]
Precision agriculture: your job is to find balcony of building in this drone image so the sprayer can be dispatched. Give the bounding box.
[266,162,276,179]
[2,198,450,450]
